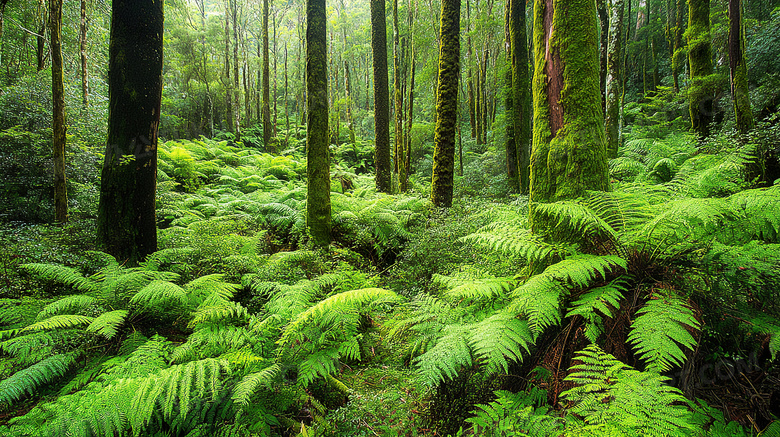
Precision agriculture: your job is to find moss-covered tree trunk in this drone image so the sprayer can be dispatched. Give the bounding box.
[306,0,331,246]
[371,0,392,193]
[393,0,404,183]
[430,0,460,207]
[224,6,234,133]
[51,0,66,224]
[345,60,356,144]
[672,0,685,92]
[511,0,530,194]
[262,0,272,149]
[597,0,608,106]
[529,0,609,230]
[728,0,754,134]
[97,0,163,264]
[605,0,625,158]
[687,0,713,138]
[79,0,88,109]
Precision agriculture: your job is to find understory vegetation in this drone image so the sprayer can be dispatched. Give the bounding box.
[2,111,779,436]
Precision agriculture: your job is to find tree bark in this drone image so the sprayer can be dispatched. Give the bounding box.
[605,0,625,157]
[224,2,234,133]
[393,0,403,181]
[728,0,754,133]
[687,0,713,137]
[510,0,530,194]
[671,0,685,92]
[97,0,163,264]
[371,0,392,193]
[262,0,272,149]
[430,0,460,207]
[598,0,609,107]
[79,0,88,109]
[529,0,609,230]
[51,0,66,224]
[306,0,331,246]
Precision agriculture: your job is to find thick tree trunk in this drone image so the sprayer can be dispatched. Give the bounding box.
[79,0,88,109]
[687,0,713,137]
[306,0,331,246]
[605,0,625,157]
[262,0,272,149]
[728,0,754,133]
[97,0,163,264]
[393,0,404,181]
[672,0,685,92]
[51,0,66,224]
[529,0,609,230]
[430,0,460,207]
[510,0,530,194]
[371,0,392,193]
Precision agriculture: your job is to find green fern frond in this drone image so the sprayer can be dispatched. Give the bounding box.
[467,390,562,437]
[185,274,240,305]
[435,274,515,302]
[532,201,620,244]
[22,314,94,332]
[21,264,96,293]
[297,348,340,386]
[542,255,626,289]
[232,363,282,405]
[171,325,252,363]
[36,295,96,321]
[469,312,533,374]
[508,275,565,336]
[627,292,700,372]
[414,324,472,386]
[566,277,630,343]
[0,352,78,407]
[728,185,780,242]
[86,310,128,340]
[130,280,188,311]
[461,222,565,265]
[189,300,248,327]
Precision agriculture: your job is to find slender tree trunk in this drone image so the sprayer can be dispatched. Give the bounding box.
[481,48,489,144]
[672,0,685,92]
[306,0,331,246]
[36,0,46,72]
[231,0,240,137]
[687,0,713,137]
[606,0,625,157]
[393,0,403,182]
[79,0,88,109]
[51,0,66,224]
[403,50,415,190]
[598,0,609,108]
[728,0,754,133]
[511,0,530,194]
[371,0,392,193]
[430,0,460,207]
[467,0,476,138]
[262,0,272,149]
[345,60,356,144]
[0,3,5,70]
[97,0,163,264]
[224,3,234,133]
[273,12,278,137]
[529,0,609,229]
[474,59,482,145]
[285,44,290,144]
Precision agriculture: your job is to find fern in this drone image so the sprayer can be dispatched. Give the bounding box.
[130,280,189,311]
[232,363,282,405]
[562,345,696,437]
[566,277,630,342]
[22,314,94,332]
[36,295,96,321]
[436,274,515,302]
[466,390,562,437]
[413,324,473,386]
[0,352,78,407]
[469,312,533,375]
[460,222,567,265]
[20,264,96,293]
[507,275,565,336]
[627,291,701,372]
[86,310,128,340]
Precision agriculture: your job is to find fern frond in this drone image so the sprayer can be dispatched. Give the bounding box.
[36,295,96,321]
[189,300,248,327]
[542,255,626,289]
[232,363,282,405]
[130,280,188,311]
[532,201,619,244]
[435,274,515,302]
[414,324,472,386]
[567,277,630,320]
[0,352,78,407]
[469,312,533,374]
[461,222,565,265]
[22,314,94,332]
[86,310,128,340]
[298,348,340,386]
[21,264,96,293]
[627,292,700,372]
[185,274,240,303]
[508,275,565,336]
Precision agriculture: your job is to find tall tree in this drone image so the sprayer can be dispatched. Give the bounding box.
[262,0,272,149]
[306,0,331,246]
[598,0,609,105]
[371,0,392,193]
[605,0,625,157]
[687,0,713,137]
[97,0,164,264]
[430,0,460,207]
[510,0,530,194]
[51,0,66,224]
[529,0,609,229]
[728,0,754,133]
[393,0,403,181]
[79,0,88,108]
[671,0,685,92]
[224,2,234,133]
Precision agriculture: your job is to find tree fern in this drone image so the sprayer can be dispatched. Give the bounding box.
[22,314,94,332]
[413,324,473,386]
[562,345,696,437]
[460,222,567,265]
[532,201,620,245]
[507,275,565,336]
[436,274,515,302]
[0,352,78,407]
[466,390,562,437]
[566,277,630,343]
[627,292,701,372]
[36,295,96,321]
[130,280,189,312]
[86,310,128,340]
[469,312,533,375]
[232,363,282,405]
[21,263,96,293]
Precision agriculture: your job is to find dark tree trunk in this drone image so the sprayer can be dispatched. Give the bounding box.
[306,0,331,246]
[606,0,625,157]
[598,0,609,108]
[224,3,234,133]
[79,0,88,109]
[262,0,272,149]
[97,0,163,265]
[430,0,460,207]
[728,0,754,133]
[510,0,530,194]
[371,0,392,193]
[51,0,66,224]
[529,0,609,230]
[687,0,713,138]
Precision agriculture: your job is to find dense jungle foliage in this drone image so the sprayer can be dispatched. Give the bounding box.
[1,0,780,435]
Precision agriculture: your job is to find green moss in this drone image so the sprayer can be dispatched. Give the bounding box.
[687,0,713,137]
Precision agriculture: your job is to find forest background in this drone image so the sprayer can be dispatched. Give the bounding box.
[1,0,780,435]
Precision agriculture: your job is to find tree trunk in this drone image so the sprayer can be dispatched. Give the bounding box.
[231,0,240,138]
[687,0,713,138]
[606,0,625,157]
[728,0,754,133]
[510,0,530,194]
[529,0,609,230]
[345,60,356,144]
[263,0,272,149]
[285,44,290,144]
[672,0,685,92]
[79,0,88,109]
[97,0,163,264]
[598,0,609,108]
[371,0,392,193]
[51,0,66,224]
[430,0,460,207]
[306,0,331,246]
[224,3,234,133]
[393,0,404,184]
